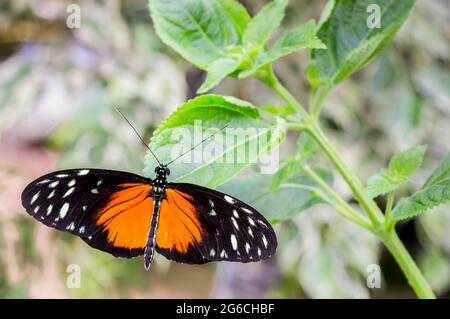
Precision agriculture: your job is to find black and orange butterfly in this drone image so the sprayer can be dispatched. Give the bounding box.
[21,113,277,269]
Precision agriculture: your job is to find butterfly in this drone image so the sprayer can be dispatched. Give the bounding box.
[21,110,277,269]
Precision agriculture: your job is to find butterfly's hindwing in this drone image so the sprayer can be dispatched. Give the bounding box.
[21,169,153,258]
[155,183,277,264]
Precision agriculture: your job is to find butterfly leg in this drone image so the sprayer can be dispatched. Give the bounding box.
[144,198,161,269]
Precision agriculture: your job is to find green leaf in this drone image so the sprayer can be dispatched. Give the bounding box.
[239,20,325,77]
[269,132,322,192]
[242,0,288,47]
[269,159,302,191]
[268,134,322,192]
[197,57,241,93]
[423,151,450,188]
[388,145,427,177]
[366,145,427,198]
[392,151,450,220]
[218,174,323,223]
[149,0,250,69]
[316,0,336,29]
[297,133,319,161]
[143,95,286,188]
[391,181,450,220]
[310,0,416,86]
[258,20,325,65]
[217,0,251,35]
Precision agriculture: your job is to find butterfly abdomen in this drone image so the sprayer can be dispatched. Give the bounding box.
[144,199,161,269]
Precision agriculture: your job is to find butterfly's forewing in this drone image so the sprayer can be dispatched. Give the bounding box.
[155,183,277,264]
[21,169,153,258]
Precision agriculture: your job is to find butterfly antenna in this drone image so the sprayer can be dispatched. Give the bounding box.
[166,124,229,166]
[113,106,162,166]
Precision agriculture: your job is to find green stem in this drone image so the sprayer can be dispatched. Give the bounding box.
[260,66,310,120]
[307,122,385,228]
[385,192,397,231]
[268,72,384,226]
[385,191,395,220]
[260,72,436,298]
[380,230,435,298]
[308,123,435,298]
[310,86,329,119]
[307,122,435,298]
[302,165,373,231]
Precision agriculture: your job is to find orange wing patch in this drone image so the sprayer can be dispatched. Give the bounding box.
[156,189,204,253]
[95,183,153,249]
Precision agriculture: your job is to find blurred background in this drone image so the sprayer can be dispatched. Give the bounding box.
[0,0,449,298]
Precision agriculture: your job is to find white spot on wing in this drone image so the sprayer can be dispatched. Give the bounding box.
[31,192,40,205]
[79,226,85,234]
[63,187,75,198]
[208,200,214,208]
[242,207,253,214]
[231,217,239,230]
[233,210,239,218]
[220,250,227,258]
[56,174,68,178]
[48,190,55,199]
[37,179,51,184]
[91,188,99,194]
[257,248,262,256]
[34,206,40,214]
[248,216,256,226]
[245,242,251,254]
[210,249,215,257]
[230,234,238,251]
[224,195,235,204]
[67,222,75,231]
[262,234,268,248]
[258,219,268,227]
[97,180,103,186]
[68,179,76,187]
[208,209,217,216]
[82,206,87,211]
[248,227,254,237]
[78,170,89,175]
[46,205,53,215]
[59,203,70,218]
[49,181,59,188]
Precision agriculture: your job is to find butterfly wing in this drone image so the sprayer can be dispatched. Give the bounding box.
[155,183,277,264]
[21,169,154,258]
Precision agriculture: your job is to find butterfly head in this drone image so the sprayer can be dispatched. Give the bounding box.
[155,165,170,178]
